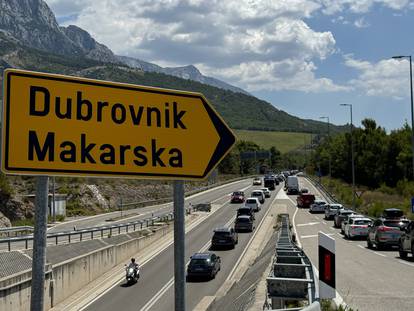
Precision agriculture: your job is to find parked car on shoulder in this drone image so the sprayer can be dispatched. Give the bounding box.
[341,213,365,234]
[187,252,221,280]
[211,227,238,249]
[324,204,344,220]
[399,221,414,259]
[260,188,271,198]
[334,209,356,228]
[251,190,265,203]
[309,199,327,213]
[367,218,410,250]
[244,198,260,213]
[235,215,255,232]
[344,217,372,239]
[297,193,315,208]
[230,191,245,203]
[253,177,262,185]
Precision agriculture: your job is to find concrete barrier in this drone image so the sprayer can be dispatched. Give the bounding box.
[0,224,171,311]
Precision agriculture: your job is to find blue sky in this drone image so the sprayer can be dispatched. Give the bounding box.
[46,0,414,130]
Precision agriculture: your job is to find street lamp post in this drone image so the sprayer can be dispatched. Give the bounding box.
[392,55,414,179]
[340,104,356,209]
[320,116,331,179]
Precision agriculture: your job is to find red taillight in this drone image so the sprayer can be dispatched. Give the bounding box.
[350,225,356,229]
[378,226,393,232]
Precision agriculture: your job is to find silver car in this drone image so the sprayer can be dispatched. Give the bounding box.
[309,199,327,213]
[260,187,271,198]
[325,204,344,220]
[344,217,372,239]
[341,214,365,234]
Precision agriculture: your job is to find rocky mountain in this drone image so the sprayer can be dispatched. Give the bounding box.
[116,55,249,95]
[0,0,116,62]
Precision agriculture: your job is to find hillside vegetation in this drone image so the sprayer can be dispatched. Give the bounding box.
[235,130,311,153]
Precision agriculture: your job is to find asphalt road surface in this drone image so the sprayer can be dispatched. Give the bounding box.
[84,180,282,311]
[292,177,414,311]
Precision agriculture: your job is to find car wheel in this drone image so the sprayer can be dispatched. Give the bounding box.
[399,247,407,259]
[367,238,373,249]
[376,239,384,250]
[411,243,414,257]
[340,229,344,234]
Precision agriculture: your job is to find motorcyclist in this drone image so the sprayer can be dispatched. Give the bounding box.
[128,258,139,278]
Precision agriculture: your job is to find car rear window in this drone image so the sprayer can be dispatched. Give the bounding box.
[246,199,256,204]
[341,211,354,215]
[237,218,250,223]
[383,209,404,218]
[383,220,409,228]
[252,192,261,196]
[214,231,230,237]
[354,219,371,225]
[190,259,207,265]
[330,205,342,209]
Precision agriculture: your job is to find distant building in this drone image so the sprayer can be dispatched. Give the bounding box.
[23,194,67,217]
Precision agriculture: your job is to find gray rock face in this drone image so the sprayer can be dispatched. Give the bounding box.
[0,0,116,62]
[0,211,11,228]
[116,56,249,95]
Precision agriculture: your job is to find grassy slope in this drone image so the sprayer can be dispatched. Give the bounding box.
[235,130,311,153]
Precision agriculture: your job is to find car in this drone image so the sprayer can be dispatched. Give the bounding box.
[324,204,344,220]
[235,215,255,232]
[297,193,315,208]
[186,252,221,280]
[367,218,410,250]
[382,208,405,219]
[344,217,372,239]
[251,190,265,203]
[253,177,262,185]
[244,198,261,212]
[237,205,256,218]
[260,187,271,198]
[286,176,299,194]
[309,199,327,213]
[230,191,245,203]
[211,227,238,249]
[333,209,356,228]
[399,221,414,258]
[300,188,309,194]
[341,213,365,234]
[264,177,277,190]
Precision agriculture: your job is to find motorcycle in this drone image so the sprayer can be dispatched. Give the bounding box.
[125,264,140,284]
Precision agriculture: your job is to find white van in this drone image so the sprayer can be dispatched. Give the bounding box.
[286,176,299,194]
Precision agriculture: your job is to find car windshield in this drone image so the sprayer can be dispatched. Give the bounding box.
[233,192,243,196]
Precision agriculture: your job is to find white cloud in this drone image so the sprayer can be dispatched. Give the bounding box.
[354,17,370,28]
[317,0,412,14]
[344,55,411,98]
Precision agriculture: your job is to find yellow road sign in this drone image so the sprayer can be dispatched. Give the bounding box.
[1,69,236,179]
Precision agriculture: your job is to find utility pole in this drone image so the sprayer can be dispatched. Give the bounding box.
[340,104,356,209]
[320,116,331,178]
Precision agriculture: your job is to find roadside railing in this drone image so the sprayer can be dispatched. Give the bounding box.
[0,210,184,252]
[265,213,320,311]
[0,226,34,238]
[305,175,339,205]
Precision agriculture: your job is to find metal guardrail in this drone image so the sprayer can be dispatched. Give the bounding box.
[305,175,339,205]
[0,210,184,251]
[0,226,34,238]
[265,214,320,311]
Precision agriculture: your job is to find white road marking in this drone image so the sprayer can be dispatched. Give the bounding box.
[398,260,414,267]
[301,233,334,239]
[139,212,237,311]
[226,187,281,280]
[314,216,320,220]
[297,222,320,227]
[329,227,335,231]
[373,251,387,257]
[357,245,365,249]
[322,221,327,225]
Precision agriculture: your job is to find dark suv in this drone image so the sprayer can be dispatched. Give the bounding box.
[367,217,410,250]
[187,252,221,280]
[399,221,414,259]
[211,227,238,249]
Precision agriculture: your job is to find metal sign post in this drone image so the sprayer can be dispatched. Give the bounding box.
[174,180,185,311]
[30,176,49,311]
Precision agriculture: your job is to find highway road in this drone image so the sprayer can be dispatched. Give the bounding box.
[83,180,282,311]
[0,179,254,251]
[291,177,414,311]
